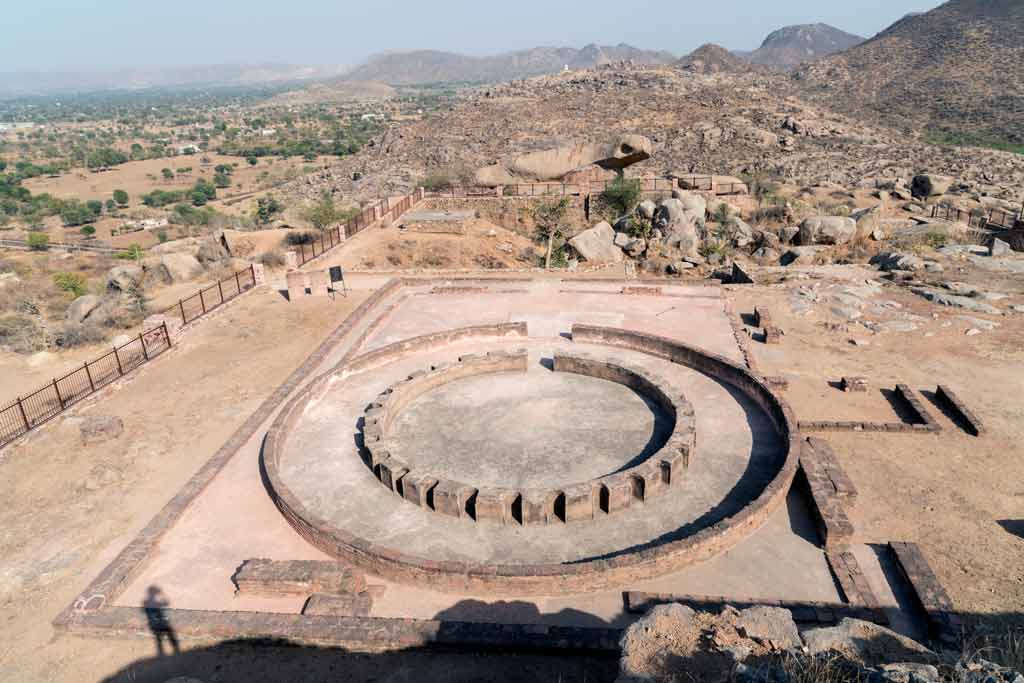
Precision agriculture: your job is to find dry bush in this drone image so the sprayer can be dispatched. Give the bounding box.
[258,249,286,268]
[0,314,44,353]
[52,321,107,348]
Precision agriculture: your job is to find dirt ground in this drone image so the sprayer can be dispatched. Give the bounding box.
[2,235,1023,680]
[729,266,1024,623]
[334,219,540,271]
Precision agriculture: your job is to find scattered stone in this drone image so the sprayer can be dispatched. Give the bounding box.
[875,662,941,683]
[781,246,827,266]
[667,261,694,274]
[965,328,982,337]
[802,618,935,667]
[80,416,124,445]
[637,200,657,220]
[990,238,1011,257]
[732,262,755,284]
[779,226,800,244]
[954,658,1024,683]
[871,252,924,272]
[911,288,1001,315]
[957,316,1000,331]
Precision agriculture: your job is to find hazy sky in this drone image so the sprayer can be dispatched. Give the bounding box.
[3,0,941,72]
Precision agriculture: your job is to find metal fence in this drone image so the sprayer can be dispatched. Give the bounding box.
[0,323,172,448]
[430,176,748,199]
[931,204,1021,231]
[294,191,421,266]
[166,264,257,325]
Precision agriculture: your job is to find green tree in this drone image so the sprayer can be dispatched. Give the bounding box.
[86,199,103,216]
[27,232,49,250]
[191,190,208,207]
[80,225,96,237]
[246,156,258,166]
[105,199,116,211]
[303,192,339,231]
[53,272,87,297]
[255,195,283,225]
[599,176,641,218]
[161,168,174,180]
[213,173,231,188]
[59,200,95,226]
[533,198,571,270]
[113,189,129,207]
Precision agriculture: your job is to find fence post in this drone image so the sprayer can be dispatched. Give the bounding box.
[139,332,149,361]
[250,263,255,287]
[162,321,171,349]
[235,270,241,293]
[199,288,206,314]
[52,378,64,409]
[16,397,30,431]
[113,345,124,376]
[217,280,224,304]
[84,361,95,392]
[179,299,186,325]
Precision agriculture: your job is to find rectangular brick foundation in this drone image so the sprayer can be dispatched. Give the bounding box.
[624,591,880,625]
[825,549,886,624]
[302,593,373,617]
[799,439,855,549]
[889,541,961,647]
[234,559,366,597]
[936,385,984,436]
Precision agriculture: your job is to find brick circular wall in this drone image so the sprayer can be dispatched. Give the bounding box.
[262,324,800,596]
[360,349,696,526]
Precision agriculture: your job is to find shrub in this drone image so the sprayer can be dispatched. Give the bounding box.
[80,225,96,237]
[113,189,129,206]
[0,314,43,353]
[156,229,168,243]
[284,231,318,246]
[27,232,49,250]
[52,321,106,348]
[599,177,641,217]
[53,272,88,297]
[420,173,453,192]
[116,244,143,261]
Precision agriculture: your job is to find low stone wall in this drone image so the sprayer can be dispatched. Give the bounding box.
[359,351,695,526]
[799,385,941,434]
[262,324,799,595]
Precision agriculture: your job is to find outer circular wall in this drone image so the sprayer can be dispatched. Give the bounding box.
[262,323,800,596]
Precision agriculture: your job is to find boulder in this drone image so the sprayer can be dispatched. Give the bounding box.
[196,238,228,264]
[106,265,143,293]
[654,198,703,258]
[80,416,124,445]
[990,238,1011,257]
[637,200,657,221]
[911,288,1001,315]
[802,618,935,667]
[871,252,925,272]
[568,222,623,265]
[474,135,653,186]
[735,606,800,651]
[798,216,857,245]
[911,174,955,199]
[66,295,102,323]
[781,246,828,266]
[780,226,800,244]
[144,253,204,284]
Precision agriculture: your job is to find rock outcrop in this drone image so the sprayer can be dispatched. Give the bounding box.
[474,135,653,186]
[568,221,623,265]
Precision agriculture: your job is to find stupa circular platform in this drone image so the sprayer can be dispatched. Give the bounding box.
[262,324,799,595]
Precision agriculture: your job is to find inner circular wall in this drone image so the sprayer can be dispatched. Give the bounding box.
[388,368,673,489]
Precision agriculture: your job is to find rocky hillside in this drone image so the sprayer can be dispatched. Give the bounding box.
[342,44,677,85]
[795,0,1024,144]
[742,23,864,69]
[283,63,1024,205]
[676,44,760,74]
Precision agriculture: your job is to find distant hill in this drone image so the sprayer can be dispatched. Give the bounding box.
[676,44,758,74]
[795,0,1024,144]
[741,23,864,70]
[0,63,349,97]
[343,44,677,85]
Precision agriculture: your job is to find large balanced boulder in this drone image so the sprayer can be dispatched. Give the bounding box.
[66,294,102,323]
[568,221,623,265]
[798,216,857,245]
[475,135,653,186]
[911,174,955,199]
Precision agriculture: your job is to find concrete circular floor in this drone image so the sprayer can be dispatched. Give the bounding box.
[275,338,787,566]
[388,367,673,489]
